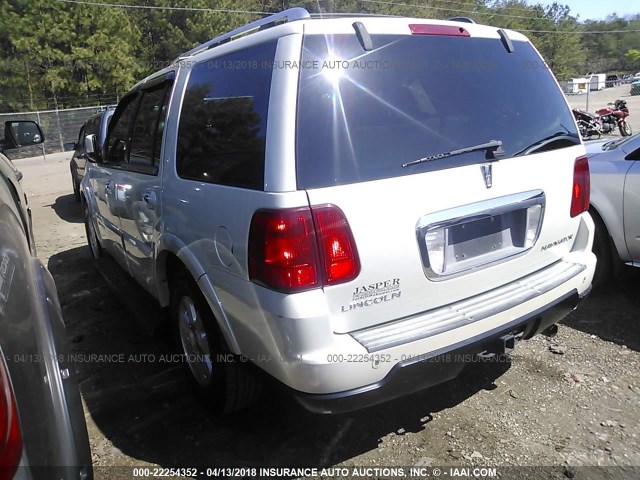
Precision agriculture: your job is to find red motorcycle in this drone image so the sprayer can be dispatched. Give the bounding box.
[572,99,632,139]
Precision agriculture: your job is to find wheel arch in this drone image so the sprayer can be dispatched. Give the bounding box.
[80,181,104,237]
[155,236,241,354]
[589,203,627,261]
[155,234,205,307]
[589,195,629,262]
[80,179,99,218]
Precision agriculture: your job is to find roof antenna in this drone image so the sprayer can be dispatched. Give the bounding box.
[497,29,514,53]
[352,22,373,51]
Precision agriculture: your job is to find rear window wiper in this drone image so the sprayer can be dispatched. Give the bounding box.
[513,131,579,157]
[402,139,504,167]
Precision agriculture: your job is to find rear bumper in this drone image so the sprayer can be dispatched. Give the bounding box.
[215,215,595,406]
[296,289,584,414]
[221,254,594,402]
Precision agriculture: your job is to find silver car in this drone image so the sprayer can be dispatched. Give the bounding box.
[1,121,93,479]
[586,134,640,284]
[82,9,596,414]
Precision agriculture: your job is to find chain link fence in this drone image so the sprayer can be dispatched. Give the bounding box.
[1,104,116,160]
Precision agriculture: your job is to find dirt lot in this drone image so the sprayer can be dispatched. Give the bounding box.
[12,151,640,479]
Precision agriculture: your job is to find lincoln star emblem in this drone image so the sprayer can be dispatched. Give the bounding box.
[481,164,492,189]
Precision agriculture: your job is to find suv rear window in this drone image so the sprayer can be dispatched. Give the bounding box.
[296,34,580,189]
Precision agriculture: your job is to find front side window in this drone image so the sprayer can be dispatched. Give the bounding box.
[105,94,139,165]
[176,41,277,190]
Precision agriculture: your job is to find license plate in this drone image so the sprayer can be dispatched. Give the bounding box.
[417,191,545,280]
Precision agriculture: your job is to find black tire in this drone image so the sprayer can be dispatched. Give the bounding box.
[619,122,632,137]
[591,210,615,287]
[83,202,103,259]
[72,169,81,202]
[170,270,262,414]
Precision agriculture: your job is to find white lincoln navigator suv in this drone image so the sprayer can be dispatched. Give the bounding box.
[81,9,596,413]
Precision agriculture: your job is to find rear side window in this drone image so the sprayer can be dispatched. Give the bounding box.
[129,83,170,173]
[176,41,277,190]
[296,34,580,189]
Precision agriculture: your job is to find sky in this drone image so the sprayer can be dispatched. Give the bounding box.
[532,0,640,21]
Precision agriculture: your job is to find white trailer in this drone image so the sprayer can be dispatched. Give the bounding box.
[589,73,606,91]
[566,77,589,94]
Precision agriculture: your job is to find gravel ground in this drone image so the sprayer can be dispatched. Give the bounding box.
[11,142,640,480]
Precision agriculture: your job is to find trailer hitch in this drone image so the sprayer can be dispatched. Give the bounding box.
[476,332,521,360]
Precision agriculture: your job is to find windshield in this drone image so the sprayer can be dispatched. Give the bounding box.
[296,34,579,189]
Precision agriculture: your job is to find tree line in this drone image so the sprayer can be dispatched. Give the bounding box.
[1,0,639,112]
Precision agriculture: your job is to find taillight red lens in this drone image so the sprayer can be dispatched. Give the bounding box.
[0,358,22,478]
[249,208,320,292]
[312,205,360,285]
[570,155,590,217]
[248,205,360,292]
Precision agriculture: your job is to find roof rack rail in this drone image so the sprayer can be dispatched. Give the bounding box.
[309,12,401,18]
[448,16,475,23]
[177,7,310,60]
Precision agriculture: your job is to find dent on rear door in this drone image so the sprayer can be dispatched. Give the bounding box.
[98,92,141,271]
[116,79,172,294]
[116,169,161,294]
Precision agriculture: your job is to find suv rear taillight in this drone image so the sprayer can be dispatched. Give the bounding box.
[0,358,22,478]
[570,156,590,217]
[313,206,360,285]
[248,208,320,292]
[249,205,360,292]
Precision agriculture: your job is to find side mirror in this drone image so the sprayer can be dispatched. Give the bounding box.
[3,121,45,149]
[64,142,78,152]
[84,134,96,154]
[84,134,99,162]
